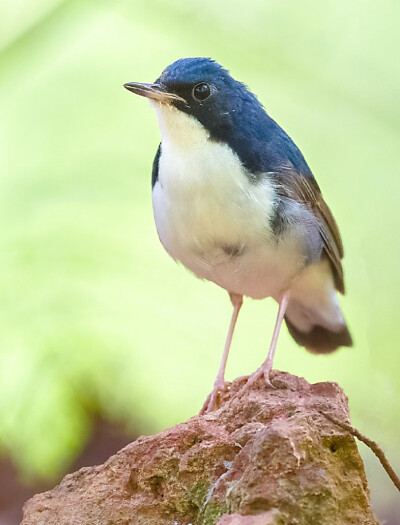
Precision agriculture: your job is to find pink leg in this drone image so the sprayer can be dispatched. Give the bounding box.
[262,291,290,385]
[236,291,290,396]
[200,293,243,414]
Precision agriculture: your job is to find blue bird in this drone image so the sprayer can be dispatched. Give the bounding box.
[124,57,352,413]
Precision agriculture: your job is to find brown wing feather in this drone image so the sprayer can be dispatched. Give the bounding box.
[275,170,345,294]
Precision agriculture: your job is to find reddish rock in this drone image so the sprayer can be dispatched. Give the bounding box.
[22,371,378,525]
[217,511,278,524]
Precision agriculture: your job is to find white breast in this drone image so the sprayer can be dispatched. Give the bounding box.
[151,103,304,300]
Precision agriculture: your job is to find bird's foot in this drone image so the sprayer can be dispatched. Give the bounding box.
[199,378,230,415]
[234,365,276,402]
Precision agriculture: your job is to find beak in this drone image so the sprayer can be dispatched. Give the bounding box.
[123,82,186,104]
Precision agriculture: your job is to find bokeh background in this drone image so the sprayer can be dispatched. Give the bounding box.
[0,0,399,522]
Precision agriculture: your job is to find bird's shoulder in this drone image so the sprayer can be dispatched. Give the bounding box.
[152,143,162,188]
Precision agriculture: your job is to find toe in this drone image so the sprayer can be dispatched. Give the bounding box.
[263,368,276,389]
[199,381,227,414]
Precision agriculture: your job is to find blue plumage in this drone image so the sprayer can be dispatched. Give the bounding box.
[157,58,313,178]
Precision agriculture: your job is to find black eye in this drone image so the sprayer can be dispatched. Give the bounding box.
[192,82,211,101]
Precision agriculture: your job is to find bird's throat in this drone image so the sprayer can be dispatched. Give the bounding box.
[152,103,211,150]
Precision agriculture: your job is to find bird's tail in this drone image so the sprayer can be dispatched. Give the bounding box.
[285,316,352,353]
[284,261,353,354]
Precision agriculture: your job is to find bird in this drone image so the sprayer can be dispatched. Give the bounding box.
[124,57,352,413]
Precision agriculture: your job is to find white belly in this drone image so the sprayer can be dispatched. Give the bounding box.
[151,104,305,300]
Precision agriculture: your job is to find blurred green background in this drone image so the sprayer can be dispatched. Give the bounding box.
[0,0,399,521]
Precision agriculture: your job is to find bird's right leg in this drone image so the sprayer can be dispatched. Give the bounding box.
[199,293,243,414]
[234,291,290,399]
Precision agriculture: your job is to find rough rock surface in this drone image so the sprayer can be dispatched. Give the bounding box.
[22,371,378,525]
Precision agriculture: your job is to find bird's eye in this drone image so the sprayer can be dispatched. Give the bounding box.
[192,82,211,101]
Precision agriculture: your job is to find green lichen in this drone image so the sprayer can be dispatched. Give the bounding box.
[199,501,228,525]
[187,480,211,508]
[176,479,228,525]
[172,479,226,523]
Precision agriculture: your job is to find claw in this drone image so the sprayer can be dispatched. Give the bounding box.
[233,366,275,402]
[263,367,275,389]
[199,380,228,414]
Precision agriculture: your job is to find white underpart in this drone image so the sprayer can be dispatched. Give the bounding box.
[151,102,345,332]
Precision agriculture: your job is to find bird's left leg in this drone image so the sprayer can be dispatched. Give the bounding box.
[200,293,243,414]
[237,291,290,395]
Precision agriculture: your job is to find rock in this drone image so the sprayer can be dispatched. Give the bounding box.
[217,511,279,524]
[22,371,379,525]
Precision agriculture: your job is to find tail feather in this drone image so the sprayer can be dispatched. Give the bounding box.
[285,316,353,354]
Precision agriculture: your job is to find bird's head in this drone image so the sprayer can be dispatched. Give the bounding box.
[124,57,262,146]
